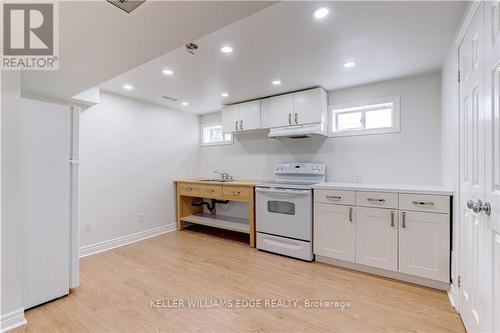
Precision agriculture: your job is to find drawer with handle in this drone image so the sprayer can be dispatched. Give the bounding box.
[199,184,223,198]
[399,193,450,214]
[223,186,251,201]
[314,189,355,205]
[179,183,201,196]
[356,191,397,209]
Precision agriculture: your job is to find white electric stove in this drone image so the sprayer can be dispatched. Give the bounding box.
[255,163,326,261]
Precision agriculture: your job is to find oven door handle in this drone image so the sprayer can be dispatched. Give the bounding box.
[255,187,311,195]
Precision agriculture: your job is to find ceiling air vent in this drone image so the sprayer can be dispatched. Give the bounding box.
[106,0,145,14]
[162,96,179,102]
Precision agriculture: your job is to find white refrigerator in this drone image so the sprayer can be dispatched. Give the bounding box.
[20,98,80,309]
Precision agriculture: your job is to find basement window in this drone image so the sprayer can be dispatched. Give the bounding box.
[201,124,233,146]
[329,96,400,137]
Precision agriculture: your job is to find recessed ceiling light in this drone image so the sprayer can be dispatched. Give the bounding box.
[314,7,329,19]
[272,80,281,86]
[221,92,229,97]
[220,46,233,54]
[162,69,174,75]
[344,61,356,68]
[123,84,134,90]
[181,101,189,106]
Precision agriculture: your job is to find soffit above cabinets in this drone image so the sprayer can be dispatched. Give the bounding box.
[99,1,467,114]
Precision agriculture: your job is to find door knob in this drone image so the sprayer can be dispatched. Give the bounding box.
[481,201,492,215]
[467,199,492,215]
[467,199,481,213]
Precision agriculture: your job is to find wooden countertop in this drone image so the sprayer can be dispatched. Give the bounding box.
[174,179,264,187]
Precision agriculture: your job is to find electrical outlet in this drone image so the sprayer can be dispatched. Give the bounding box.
[85,221,93,232]
[137,213,145,223]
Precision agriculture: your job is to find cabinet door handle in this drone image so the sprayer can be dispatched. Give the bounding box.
[390,211,395,227]
[288,113,292,125]
[186,187,192,191]
[207,189,215,193]
[326,195,341,200]
[402,212,406,228]
[294,113,298,124]
[240,120,243,130]
[348,207,353,222]
[235,120,239,131]
[412,201,434,206]
[367,198,386,203]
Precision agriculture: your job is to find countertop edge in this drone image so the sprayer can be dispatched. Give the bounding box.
[174,179,264,186]
[312,183,454,196]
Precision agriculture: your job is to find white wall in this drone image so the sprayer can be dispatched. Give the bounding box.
[200,72,442,185]
[79,92,199,248]
[1,71,27,330]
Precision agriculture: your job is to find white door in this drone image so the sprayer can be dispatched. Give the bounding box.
[239,101,261,131]
[268,94,294,128]
[293,88,326,125]
[20,98,71,308]
[399,211,450,282]
[221,104,240,133]
[495,234,500,332]
[313,203,355,262]
[484,2,500,332]
[484,0,500,236]
[459,4,494,332]
[355,207,398,271]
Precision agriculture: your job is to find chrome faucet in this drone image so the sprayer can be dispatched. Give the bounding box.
[213,170,232,181]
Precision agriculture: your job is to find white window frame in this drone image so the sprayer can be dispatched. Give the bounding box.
[328,96,401,137]
[200,123,233,147]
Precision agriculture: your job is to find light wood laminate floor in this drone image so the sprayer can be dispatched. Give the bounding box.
[16,226,465,333]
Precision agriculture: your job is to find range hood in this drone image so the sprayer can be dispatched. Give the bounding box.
[268,122,327,139]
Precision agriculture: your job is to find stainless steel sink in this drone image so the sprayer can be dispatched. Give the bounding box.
[199,179,234,182]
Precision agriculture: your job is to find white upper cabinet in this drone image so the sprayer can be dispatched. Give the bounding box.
[222,101,261,133]
[223,87,327,132]
[293,88,327,125]
[267,94,294,128]
[238,101,261,131]
[221,104,241,133]
[266,88,327,128]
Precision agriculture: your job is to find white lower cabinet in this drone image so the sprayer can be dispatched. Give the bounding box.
[399,211,450,281]
[314,188,452,288]
[355,207,398,271]
[314,203,355,262]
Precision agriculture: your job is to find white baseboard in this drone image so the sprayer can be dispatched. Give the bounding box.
[1,308,27,333]
[448,288,457,310]
[80,224,176,258]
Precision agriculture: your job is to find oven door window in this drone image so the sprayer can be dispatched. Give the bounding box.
[267,201,295,215]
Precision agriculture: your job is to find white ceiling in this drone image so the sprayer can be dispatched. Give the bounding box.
[100,1,467,114]
[21,1,275,101]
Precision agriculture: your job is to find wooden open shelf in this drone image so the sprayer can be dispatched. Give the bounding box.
[181,213,250,234]
[176,180,256,247]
